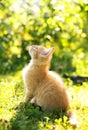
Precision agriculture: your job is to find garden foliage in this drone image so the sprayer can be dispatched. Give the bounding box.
[0,0,88,75]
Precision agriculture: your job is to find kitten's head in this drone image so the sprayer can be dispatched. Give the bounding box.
[29,45,54,64]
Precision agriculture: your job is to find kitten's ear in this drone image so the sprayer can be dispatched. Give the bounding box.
[40,47,54,58]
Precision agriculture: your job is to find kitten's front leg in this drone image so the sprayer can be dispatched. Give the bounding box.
[24,90,33,103]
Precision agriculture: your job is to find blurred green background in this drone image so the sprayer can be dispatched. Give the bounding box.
[0,0,88,76]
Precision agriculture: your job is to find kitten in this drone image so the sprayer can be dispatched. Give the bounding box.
[22,45,78,127]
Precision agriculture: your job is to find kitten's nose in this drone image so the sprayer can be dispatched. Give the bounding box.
[31,45,38,50]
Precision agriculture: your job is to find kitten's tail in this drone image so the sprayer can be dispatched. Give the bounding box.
[67,110,79,127]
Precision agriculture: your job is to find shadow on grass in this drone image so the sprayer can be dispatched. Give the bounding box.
[8,103,66,130]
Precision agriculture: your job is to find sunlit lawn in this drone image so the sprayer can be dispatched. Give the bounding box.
[0,71,88,130]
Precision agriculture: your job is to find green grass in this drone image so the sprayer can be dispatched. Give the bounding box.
[0,71,88,130]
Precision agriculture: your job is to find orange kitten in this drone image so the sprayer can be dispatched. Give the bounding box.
[22,45,78,127]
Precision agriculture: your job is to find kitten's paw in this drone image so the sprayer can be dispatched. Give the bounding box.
[24,96,30,103]
[30,97,36,104]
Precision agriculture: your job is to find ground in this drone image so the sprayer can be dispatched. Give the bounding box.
[0,71,88,130]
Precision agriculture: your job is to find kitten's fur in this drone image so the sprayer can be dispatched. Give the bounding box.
[22,45,78,127]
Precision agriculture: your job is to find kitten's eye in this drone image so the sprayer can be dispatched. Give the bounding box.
[40,48,54,58]
[35,46,38,49]
[41,50,49,56]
